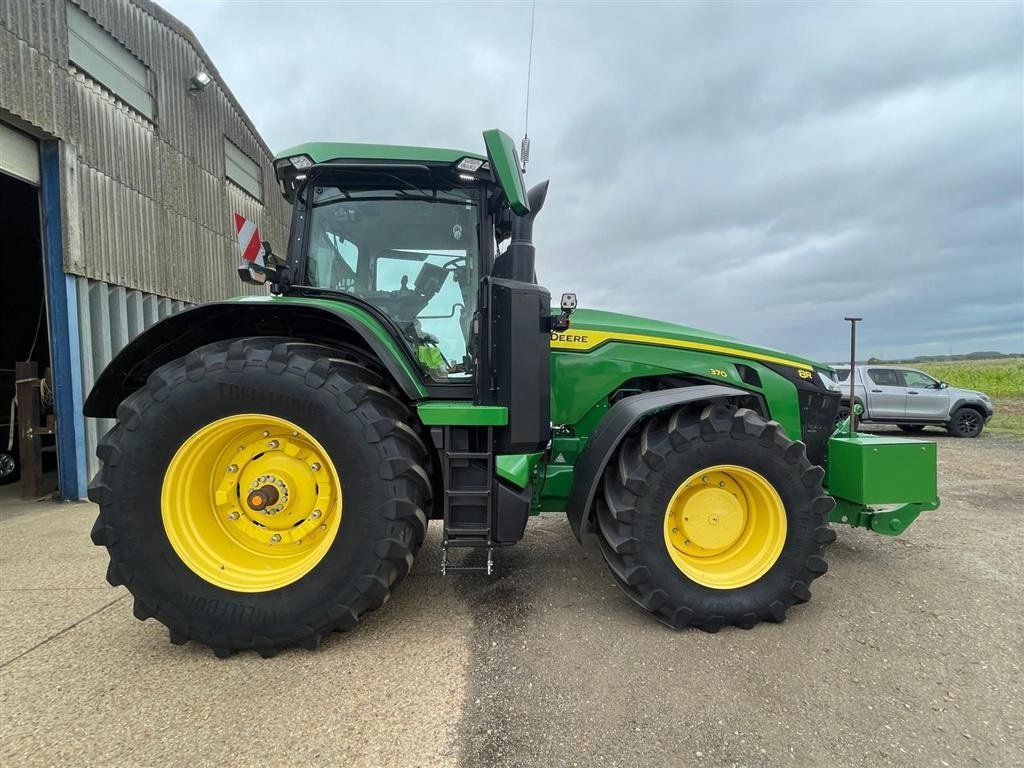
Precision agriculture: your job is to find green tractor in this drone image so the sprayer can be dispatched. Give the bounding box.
[85,130,939,657]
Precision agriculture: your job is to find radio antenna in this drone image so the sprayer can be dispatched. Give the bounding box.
[520,0,536,175]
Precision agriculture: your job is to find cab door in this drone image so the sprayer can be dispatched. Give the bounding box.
[900,369,949,419]
[865,368,906,418]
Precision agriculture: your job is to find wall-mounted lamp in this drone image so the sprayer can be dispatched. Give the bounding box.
[189,71,212,93]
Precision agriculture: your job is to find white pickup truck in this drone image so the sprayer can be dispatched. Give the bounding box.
[834,365,994,437]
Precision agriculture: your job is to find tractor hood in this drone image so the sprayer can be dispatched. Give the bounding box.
[553,308,823,372]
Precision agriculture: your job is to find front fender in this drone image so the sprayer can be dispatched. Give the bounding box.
[565,384,749,541]
[84,296,428,417]
[949,397,994,420]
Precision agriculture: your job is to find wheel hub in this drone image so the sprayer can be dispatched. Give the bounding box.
[677,484,746,553]
[246,484,280,512]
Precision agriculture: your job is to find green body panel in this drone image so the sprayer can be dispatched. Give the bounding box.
[495,452,543,489]
[482,129,530,215]
[555,309,821,371]
[547,308,811,438]
[825,436,938,506]
[417,402,508,427]
[230,294,428,396]
[528,308,818,515]
[276,142,484,166]
[549,341,802,439]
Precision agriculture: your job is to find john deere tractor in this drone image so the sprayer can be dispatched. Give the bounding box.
[85,130,939,657]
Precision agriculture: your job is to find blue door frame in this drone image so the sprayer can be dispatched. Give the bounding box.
[40,142,87,499]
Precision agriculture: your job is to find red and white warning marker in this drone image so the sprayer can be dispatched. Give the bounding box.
[234,212,268,284]
[234,212,265,266]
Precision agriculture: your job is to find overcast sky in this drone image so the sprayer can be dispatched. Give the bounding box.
[160,0,1023,362]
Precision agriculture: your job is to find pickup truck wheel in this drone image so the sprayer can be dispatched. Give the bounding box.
[596,404,836,632]
[947,407,984,438]
[897,424,926,433]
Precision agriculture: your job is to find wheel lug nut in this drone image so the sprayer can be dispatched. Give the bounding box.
[263,431,270,437]
[702,476,709,483]
[311,509,321,519]
[268,440,279,449]
[228,511,240,520]
[310,462,321,471]
[672,527,679,533]
[227,464,238,473]
[719,481,725,487]
[270,534,281,544]
[320,524,326,530]
[291,431,298,436]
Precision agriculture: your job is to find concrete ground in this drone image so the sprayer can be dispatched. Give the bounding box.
[1,432,1022,768]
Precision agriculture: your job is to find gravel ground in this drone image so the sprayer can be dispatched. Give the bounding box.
[1,430,1021,767]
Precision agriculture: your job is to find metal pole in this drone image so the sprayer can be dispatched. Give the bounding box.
[844,317,862,433]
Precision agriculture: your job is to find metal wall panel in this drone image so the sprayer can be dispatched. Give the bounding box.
[74,275,188,479]
[0,0,292,304]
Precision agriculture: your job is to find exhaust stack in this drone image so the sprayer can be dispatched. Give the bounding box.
[494,180,549,283]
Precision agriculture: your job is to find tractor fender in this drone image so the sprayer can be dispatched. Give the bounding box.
[565,384,750,541]
[83,299,427,417]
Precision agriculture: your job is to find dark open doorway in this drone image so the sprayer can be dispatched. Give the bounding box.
[0,171,56,495]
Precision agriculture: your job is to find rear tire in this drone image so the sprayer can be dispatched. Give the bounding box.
[596,405,835,632]
[89,338,430,657]
[898,424,926,433]
[947,407,984,438]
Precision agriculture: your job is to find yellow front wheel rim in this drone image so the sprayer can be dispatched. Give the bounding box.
[162,414,342,592]
[664,465,786,589]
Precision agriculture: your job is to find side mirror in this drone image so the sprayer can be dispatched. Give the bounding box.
[938,381,949,389]
[238,240,286,288]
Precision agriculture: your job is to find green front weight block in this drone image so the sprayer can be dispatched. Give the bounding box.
[825,434,940,536]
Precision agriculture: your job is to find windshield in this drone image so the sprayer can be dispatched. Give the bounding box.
[306,186,480,380]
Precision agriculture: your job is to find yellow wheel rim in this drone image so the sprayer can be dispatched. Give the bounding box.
[161,414,342,592]
[663,464,786,590]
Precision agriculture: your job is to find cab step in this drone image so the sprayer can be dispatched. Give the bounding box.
[431,425,496,576]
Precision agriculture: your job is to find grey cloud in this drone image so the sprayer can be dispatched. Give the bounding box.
[161,0,1023,361]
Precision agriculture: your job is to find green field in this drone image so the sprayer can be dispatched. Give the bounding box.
[913,358,1024,437]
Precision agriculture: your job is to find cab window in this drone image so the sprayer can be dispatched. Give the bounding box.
[867,369,899,386]
[900,370,939,388]
[306,185,480,381]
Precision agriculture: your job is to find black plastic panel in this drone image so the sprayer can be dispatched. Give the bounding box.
[494,480,530,543]
[478,277,551,454]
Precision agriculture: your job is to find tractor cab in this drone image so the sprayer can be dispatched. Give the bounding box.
[271,131,559,455]
[302,180,484,380]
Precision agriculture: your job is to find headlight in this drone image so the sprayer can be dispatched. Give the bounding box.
[817,371,842,392]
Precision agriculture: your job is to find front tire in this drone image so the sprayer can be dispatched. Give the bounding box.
[947,407,984,438]
[596,405,836,632]
[89,338,430,657]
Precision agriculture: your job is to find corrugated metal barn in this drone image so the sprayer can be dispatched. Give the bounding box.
[0,0,290,499]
